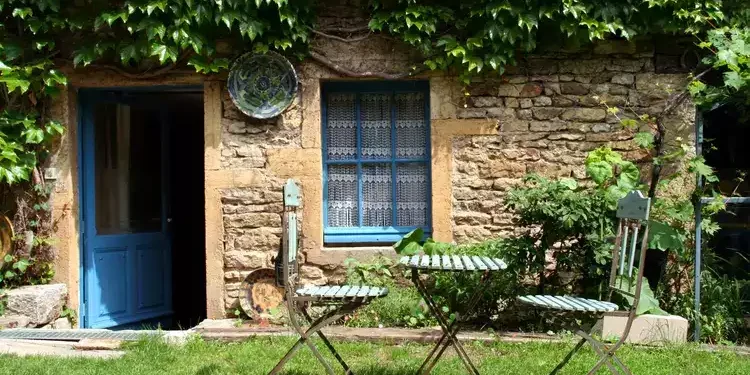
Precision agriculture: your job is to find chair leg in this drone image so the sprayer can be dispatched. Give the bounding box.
[269,338,305,375]
[301,307,356,375]
[548,337,586,375]
[577,330,622,375]
[269,301,348,375]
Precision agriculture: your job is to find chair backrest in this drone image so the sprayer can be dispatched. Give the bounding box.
[608,190,651,303]
[281,179,301,289]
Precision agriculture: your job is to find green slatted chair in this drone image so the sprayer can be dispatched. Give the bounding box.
[517,190,651,375]
[269,179,388,375]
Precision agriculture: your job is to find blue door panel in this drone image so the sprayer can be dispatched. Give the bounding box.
[92,247,129,317]
[80,91,173,329]
[137,243,165,310]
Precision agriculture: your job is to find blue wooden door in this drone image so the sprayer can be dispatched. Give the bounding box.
[80,91,173,329]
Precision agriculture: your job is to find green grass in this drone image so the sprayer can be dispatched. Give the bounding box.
[0,337,748,375]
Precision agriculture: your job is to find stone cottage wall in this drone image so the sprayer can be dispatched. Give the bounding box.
[451,50,694,243]
[208,4,695,314]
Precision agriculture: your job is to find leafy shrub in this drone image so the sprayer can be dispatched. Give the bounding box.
[343,256,436,328]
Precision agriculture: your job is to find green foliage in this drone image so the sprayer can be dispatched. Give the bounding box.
[61,306,78,326]
[612,275,668,316]
[0,288,6,316]
[369,0,726,83]
[343,256,436,328]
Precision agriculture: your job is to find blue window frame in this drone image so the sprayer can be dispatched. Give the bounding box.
[322,81,431,243]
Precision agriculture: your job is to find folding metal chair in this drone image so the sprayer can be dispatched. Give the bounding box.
[269,179,389,375]
[517,190,651,375]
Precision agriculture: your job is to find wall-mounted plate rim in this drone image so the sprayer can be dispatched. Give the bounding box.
[227,51,298,119]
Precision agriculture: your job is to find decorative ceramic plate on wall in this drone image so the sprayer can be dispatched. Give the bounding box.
[228,51,298,119]
[240,268,286,322]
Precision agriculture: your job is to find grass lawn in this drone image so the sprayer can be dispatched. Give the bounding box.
[0,337,748,375]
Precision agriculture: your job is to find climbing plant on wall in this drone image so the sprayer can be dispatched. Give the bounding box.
[0,0,747,287]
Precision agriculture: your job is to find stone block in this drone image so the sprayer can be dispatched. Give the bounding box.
[469,96,503,108]
[499,120,529,132]
[532,108,564,121]
[0,314,31,329]
[601,313,688,345]
[561,108,607,122]
[52,317,72,330]
[497,83,543,97]
[5,284,67,326]
[457,108,487,119]
[551,96,574,107]
[533,96,552,106]
[504,98,520,108]
[560,82,590,95]
[516,109,532,120]
[224,250,267,269]
[529,121,566,132]
[224,213,281,229]
[611,74,635,86]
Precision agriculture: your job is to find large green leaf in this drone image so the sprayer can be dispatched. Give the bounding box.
[616,161,640,190]
[393,228,424,256]
[586,160,613,185]
[614,275,668,316]
[647,221,685,251]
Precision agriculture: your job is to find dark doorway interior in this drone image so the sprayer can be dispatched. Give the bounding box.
[164,92,207,328]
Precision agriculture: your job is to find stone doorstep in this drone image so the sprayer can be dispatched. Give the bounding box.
[73,338,123,351]
[196,325,560,345]
[600,312,688,345]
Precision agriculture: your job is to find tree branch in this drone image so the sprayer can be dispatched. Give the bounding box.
[317,26,370,34]
[309,28,372,43]
[309,49,424,79]
[58,50,194,80]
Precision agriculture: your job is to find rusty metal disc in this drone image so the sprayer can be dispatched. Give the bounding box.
[240,268,285,321]
[0,215,14,268]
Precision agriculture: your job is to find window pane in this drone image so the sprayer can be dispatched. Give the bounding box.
[94,103,162,234]
[362,164,392,226]
[397,163,428,227]
[703,105,750,195]
[361,93,392,160]
[396,92,427,160]
[708,204,750,280]
[327,165,358,227]
[326,93,356,161]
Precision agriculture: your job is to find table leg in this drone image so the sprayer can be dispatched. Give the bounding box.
[412,269,493,375]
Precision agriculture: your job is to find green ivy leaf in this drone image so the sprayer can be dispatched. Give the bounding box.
[634,132,654,149]
[0,74,31,93]
[724,71,744,90]
[150,43,179,64]
[12,8,33,19]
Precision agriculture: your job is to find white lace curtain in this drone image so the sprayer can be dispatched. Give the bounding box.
[326,91,428,228]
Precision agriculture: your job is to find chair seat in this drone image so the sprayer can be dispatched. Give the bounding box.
[399,254,507,271]
[295,285,388,301]
[518,295,619,313]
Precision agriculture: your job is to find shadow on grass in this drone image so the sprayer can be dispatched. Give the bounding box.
[280,365,420,375]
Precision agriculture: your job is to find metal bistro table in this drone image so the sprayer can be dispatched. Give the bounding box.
[399,254,507,375]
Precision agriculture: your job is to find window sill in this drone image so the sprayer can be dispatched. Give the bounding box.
[306,246,398,266]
